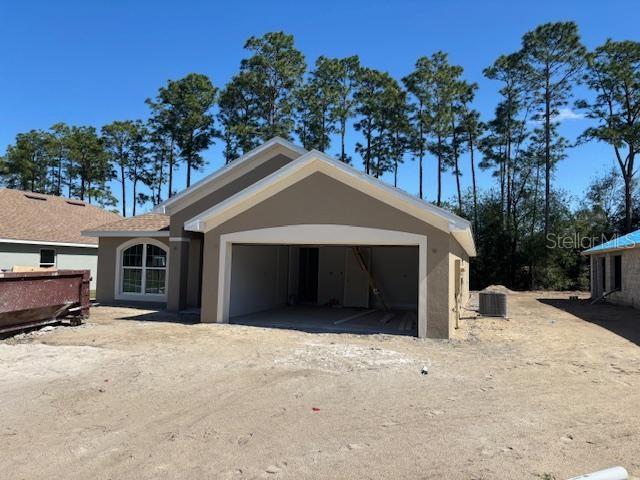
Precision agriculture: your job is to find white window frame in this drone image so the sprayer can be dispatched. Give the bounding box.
[115,238,169,301]
[39,248,57,268]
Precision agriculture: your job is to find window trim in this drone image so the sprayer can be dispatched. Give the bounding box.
[114,238,169,301]
[39,248,57,268]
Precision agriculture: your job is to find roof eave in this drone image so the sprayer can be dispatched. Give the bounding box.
[0,237,98,248]
[82,230,170,238]
[582,245,638,256]
[153,137,307,215]
[183,151,476,257]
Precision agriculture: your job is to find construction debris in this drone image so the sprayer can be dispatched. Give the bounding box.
[333,309,378,325]
[567,466,628,480]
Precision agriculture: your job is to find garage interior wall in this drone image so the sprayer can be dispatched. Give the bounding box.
[229,245,289,317]
[228,244,418,318]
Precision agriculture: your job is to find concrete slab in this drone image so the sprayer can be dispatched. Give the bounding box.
[229,305,417,336]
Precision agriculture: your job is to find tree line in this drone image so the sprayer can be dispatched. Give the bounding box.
[1,24,638,290]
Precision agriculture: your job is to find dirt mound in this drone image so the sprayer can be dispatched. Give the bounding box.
[481,284,515,295]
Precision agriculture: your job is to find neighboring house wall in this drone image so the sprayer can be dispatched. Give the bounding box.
[0,242,98,289]
[200,172,455,338]
[592,249,640,308]
[96,236,170,304]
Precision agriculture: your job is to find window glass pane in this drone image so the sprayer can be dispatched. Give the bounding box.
[123,244,143,267]
[122,268,142,293]
[145,244,167,268]
[145,269,166,294]
[40,249,56,266]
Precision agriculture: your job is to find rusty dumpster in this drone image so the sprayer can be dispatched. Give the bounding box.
[0,269,90,334]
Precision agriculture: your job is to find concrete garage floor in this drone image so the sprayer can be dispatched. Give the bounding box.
[1,291,640,479]
[230,306,417,336]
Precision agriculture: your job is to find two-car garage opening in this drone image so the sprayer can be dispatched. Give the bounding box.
[227,244,419,336]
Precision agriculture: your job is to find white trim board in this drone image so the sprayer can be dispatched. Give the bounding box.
[216,224,428,338]
[0,238,98,249]
[185,150,476,257]
[82,230,170,238]
[153,137,307,215]
[114,237,170,302]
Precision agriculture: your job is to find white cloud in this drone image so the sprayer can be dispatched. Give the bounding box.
[553,108,584,122]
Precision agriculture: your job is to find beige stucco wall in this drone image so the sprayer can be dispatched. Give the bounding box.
[199,172,461,338]
[169,154,295,237]
[591,249,640,308]
[96,236,170,304]
[165,153,297,311]
[448,237,470,337]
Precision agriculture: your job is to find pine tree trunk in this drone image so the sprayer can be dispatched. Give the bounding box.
[544,68,551,236]
[168,139,174,198]
[530,162,542,289]
[187,156,192,188]
[469,135,478,231]
[186,134,194,188]
[365,125,371,175]
[132,178,137,217]
[418,125,424,199]
[157,147,165,204]
[341,119,347,162]
[451,119,461,211]
[121,164,127,217]
[624,169,633,233]
[394,158,398,187]
[57,156,63,196]
[455,157,462,212]
[436,134,442,206]
[506,137,512,229]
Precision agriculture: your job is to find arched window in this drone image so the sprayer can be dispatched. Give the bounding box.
[117,240,168,300]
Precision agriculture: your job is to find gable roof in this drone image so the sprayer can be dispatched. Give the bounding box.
[154,137,306,215]
[0,188,121,247]
[183,149,476,256]
[82,212,170,237]
[582,229,640,255]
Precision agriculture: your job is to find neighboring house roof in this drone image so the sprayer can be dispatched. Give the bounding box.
[0,188,121,248]
[582,229,640,255]
[184,149,477,257]
[153,137,306,215]
[83,212,170,237]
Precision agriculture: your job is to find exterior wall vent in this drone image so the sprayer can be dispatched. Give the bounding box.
[24,193,47,201]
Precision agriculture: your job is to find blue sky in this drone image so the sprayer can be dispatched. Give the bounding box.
[1,0,637,215]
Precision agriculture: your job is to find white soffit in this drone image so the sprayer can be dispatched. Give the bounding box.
[184,150,476,257]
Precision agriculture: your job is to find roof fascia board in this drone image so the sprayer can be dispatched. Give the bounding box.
[0,238,98,248]
[452,229,477,257]
[185,152,457,235]
[154,137,306,215]
[582,245,639,256]
[82,230,170,238]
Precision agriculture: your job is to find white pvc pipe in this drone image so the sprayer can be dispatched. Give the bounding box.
[567,466,628,480]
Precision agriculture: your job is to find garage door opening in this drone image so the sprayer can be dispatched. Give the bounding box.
[227,244,419,336]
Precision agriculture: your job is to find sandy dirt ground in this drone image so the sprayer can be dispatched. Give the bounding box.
[1,292,640,480]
